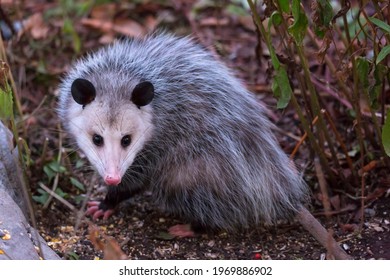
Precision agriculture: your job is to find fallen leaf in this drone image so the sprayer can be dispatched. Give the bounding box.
[103,238,127,260]
[90,3,117,21]
[155,231,175,240]
[88,225,105,251]
[81,18,114,34]
[88,225,127,260]
[81,18,146,37]
[23,13,50,39]
[199,17,229,26]
[112,18,145,37]
[144,15,158,32]
[359,160,378,175]
[339,223,359,233]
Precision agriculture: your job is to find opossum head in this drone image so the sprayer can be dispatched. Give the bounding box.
[66,78,154,186]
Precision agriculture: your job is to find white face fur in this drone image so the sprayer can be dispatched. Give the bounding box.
[66,98,154,186]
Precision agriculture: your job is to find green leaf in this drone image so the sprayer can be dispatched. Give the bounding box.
[74,194,85,204]
[270,11,283,27]
[47,161,67,173]
[369,64,386,109]
[318,0,333,26]
[155,231,176,240]
[55,187,68,198]
[44,161,66,182]
[32,188,49,204]
[62,18,81,54]
[0,82,13,120]
[226,4,247,16]
[265,15,292,109]
[356,57,369,88]
[70,177,85,191]
[376,45,390,65]
[75,158,85,169]
[75,1,93,17]
[382,110,390,157]
[313,0,333,38]
[67,252,80,260]
[32,194,48,204]
[288,0,308,44]
[369,17,390,34]
[272,66,293,109]
[43,165,56,182]
[267,17,281,69]
[277,0,290,13]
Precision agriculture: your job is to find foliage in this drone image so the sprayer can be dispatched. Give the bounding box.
[248,0,390,202]
[33,159,86,205]
[0,77,13,120]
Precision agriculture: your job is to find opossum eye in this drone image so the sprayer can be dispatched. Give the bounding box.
[92,134,104,147]
[121,135,131,148]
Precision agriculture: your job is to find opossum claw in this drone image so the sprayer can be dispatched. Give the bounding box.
[86,201,115,220]
[168,224,195,238]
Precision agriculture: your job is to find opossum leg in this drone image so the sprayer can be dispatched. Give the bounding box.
[86,183,143,220]
[168,224,195,238]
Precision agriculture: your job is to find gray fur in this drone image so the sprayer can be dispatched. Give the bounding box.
[58,32,309,231]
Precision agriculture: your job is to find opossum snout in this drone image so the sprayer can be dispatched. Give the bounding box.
[104,174,121,186]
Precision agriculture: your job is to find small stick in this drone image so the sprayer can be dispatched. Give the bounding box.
[296,207,352,260]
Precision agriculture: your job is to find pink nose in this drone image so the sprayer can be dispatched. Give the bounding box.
[104,175,121,186]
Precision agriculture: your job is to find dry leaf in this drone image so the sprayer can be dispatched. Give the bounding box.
[90,3,117,20]
[340,223,359,233]
[88,225,105,251]
[99,33,116,44]
[112,18,145,37]
[23,13,50,39]
[81,18,114,34]
[0,0,14,5]
[199,17,229,26]
[103,237,127,260]
[81,18,146,37]
[144,15,158,32]
[88,224,127,260]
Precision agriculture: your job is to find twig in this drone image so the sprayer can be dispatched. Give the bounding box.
[314,157,331,219]
[296,207,352,260]
[38,182,76,211]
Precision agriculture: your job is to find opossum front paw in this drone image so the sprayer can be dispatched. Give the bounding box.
[168,224,195,238]
[86,201,115,220]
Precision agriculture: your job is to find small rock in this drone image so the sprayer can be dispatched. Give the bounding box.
[364,208,376,217]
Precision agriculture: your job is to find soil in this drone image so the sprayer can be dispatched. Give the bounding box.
[37,188,390,260]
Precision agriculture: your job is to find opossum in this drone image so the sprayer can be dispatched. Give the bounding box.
[57,32,351,259]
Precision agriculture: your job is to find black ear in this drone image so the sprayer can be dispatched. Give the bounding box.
[71,78,96,106]
[131,81,154,108]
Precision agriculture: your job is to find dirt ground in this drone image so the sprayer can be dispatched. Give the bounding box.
[37,186,389,260]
